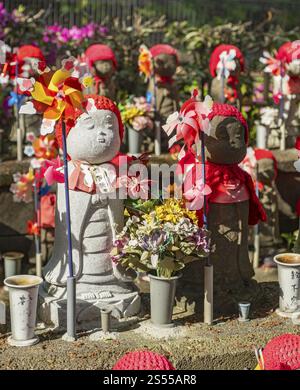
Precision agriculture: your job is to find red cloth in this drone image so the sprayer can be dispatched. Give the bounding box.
[277,41,300,64]
[16,45,45,62]
[113,350,175,370]
[55,94,124,149]
[209,44,244,77]
[254,148,278,177]
[150,44,178,64]
[85,44,117,69]
[262,334,300,370]
[205,161,267,225]
[40,193,56,228]
[295,136,300,150]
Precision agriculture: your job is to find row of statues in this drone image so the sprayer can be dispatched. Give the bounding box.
[7,41,300,153]
[4,40,299,327]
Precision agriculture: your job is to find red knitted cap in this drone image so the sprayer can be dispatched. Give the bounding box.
[277,41,300,64]
[209,44,244,77]
[17,45,45,62]
[112,350,175,370]
[55,94,124,149]
[150,44,179,64]
[85,44,117,69]
[262,334,300,370]
[208,102,249,144]
[254,148,278,176]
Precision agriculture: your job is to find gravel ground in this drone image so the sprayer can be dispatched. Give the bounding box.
[0,267,299,370]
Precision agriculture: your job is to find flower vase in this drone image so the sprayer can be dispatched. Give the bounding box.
[4,275,43,346]
[274,253,300,317]
[128,127,142,155]
[149,273,181,328]
[3,252,24,279]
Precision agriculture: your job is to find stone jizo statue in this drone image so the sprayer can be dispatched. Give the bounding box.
[40,95,140,328]
[85,44,117,100]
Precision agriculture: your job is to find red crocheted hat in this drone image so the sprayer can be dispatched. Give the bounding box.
[17,45,45,62]
[209,44,244,77]
[55,94,124,149]
[254,148,278,176]
[85,44,117,69]
[150,44,179,64]
[277,41,300,64]
[262,334,300,370]
[112,350,175,370]
[208,102,249,144]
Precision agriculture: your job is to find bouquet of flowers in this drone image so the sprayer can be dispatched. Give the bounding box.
[111,198,211,278]
[119,96,153,132]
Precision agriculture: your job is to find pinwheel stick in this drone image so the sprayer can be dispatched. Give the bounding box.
[152,73,161,156]
[33,168,42,277]
[279,73,286,151]
[220,62,226,104]
[253,165,260,268]
[15,61,23,161]
[201,131,213,325]
[61,118,76,340]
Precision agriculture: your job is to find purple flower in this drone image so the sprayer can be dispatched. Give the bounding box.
[194,229,211,253]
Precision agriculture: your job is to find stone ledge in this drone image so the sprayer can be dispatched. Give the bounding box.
[0,159,31,188]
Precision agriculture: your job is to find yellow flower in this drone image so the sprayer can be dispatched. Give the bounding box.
[144,199,198,225]
[82,75,93,88]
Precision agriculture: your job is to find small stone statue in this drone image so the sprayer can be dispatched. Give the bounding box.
[10,45,45,142]
[40,95,140,328]
[241,148,281,254]
[209,44,244,108]
[85,44,117,100]
[272,41,300,149]
[204,104,266,313]
[148,44,179,123]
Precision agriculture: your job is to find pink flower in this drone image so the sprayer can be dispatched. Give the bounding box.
[43,157,64,185]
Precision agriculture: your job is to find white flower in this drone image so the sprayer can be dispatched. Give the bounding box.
[24,145,35,157]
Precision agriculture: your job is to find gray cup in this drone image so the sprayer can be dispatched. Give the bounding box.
[149,273,181,328]
[238,302,251,322]
[3,252,24,279]
[128,127,142,155]
[101,308,112,333]
[4,274,43,347]
[274,253,300,315]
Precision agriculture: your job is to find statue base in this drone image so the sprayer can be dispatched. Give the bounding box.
[38,282,141,330]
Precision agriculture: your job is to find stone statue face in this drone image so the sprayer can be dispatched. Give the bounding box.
[230,58,241,77]
[205,115,247,164]
[153,54,177,77]
[67,109,121,164]
[257,158,275,184]
[93,60,114,78]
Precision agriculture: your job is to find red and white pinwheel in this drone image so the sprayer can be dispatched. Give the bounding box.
[162,90,213,158]
[43,156,65,186]
[259,51,282,76]
[183,165,212,211]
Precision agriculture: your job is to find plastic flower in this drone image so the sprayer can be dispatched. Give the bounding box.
[43,156,64,185]
[10,169,35,203]
[184,176,212,211]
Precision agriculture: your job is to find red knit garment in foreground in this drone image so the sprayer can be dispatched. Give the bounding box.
[113,350,175,370]
[262,334,300,370]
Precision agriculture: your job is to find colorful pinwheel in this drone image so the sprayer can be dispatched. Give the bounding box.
[43,156,65,185]
[216,49,237,80]
[18,57,85,135]
[259,51,282,76]
[138,45,153,81]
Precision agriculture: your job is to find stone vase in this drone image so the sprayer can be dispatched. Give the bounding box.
[274,253,300,317]
[4,275,43,346]
[3,252,24,279]
[128,127,142,155]
[149,273,181,328]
